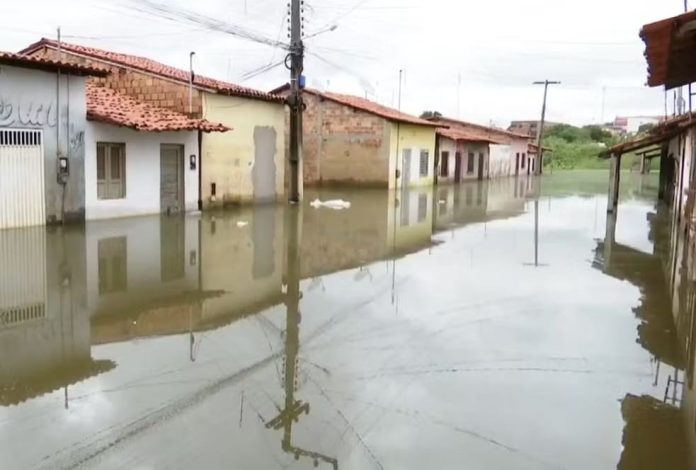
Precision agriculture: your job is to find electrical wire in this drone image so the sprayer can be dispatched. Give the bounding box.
[119,0,289,50]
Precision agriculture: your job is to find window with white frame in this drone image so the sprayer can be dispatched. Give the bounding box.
[97,142,126,200]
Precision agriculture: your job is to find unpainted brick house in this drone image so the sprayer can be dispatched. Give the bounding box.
[21,38,286,207]
[272,86,439,189]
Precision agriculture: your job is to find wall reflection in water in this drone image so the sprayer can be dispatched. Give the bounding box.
[0,177,549,468]
[597,184,696,469]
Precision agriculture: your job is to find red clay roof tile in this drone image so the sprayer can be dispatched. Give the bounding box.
[436,127,496,143]
[641,10,696,89]
[0,51,109,76]
[320,92,439,127]
[21,38,284,103]
[86,83,229,132]
[271,85,438,127]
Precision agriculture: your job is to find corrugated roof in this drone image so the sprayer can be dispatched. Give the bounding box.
[20,38,284,103]
[87,84,229,132]
[0,51,109,76]
[641,10,696,89]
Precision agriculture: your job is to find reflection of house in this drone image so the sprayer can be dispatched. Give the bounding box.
[0,52,107,229]
[271,86,439,188]
[300,188,435,278]
[300,189,390,278]
[430,116,530,182]
[0,226,115,406]
[84,84,228,219]
[433,178,529,233]
[200,205,285,325]
[390,188,435,254]
[22,38,287,206]
[86,215,202,343]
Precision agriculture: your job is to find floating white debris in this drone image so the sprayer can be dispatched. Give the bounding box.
[438,199,446,204]
[310,199,351,210]
[236,221,249,227]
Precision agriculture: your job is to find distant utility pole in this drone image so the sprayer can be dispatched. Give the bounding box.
[288,0,305,202]
[532,80,560,175]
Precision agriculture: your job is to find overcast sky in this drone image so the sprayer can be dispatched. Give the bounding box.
[1,0,687,127]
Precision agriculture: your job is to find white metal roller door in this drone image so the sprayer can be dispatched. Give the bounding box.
[0,129,45,229]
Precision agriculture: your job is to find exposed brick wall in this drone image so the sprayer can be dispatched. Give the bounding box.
[30,47,203,116]
[302,92,390,186]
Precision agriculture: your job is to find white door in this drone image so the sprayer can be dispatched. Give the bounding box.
[0,129,45,229]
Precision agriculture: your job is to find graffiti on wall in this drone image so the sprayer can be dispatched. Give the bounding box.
[69,123,85,156]
[0,96,57,128]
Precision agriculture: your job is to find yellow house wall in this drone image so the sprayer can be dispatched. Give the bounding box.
[200,206,285,321]
[388,123,437,189]
[201,93,285,206]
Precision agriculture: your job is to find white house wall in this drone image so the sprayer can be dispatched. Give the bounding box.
[85,123,199,220]
[489,144,512,178]
[0,65,86,224]
[85,214,200,317]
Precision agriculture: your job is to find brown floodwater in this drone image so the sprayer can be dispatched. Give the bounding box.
[1,171,694,469]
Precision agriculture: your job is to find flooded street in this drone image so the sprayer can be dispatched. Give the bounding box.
[1,171,693,469]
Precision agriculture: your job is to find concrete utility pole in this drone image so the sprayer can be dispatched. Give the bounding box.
[288,0,305,203]
[532,80,560,175]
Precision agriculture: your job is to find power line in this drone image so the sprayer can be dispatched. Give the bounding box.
[122,0,289,50]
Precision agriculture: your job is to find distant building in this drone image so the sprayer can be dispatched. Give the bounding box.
[271,85,439,189]
[610,116,663,134]
[508,120,562,139]
[429,116,532,182]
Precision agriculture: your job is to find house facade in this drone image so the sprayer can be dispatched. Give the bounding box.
[21,39,286,207]
[273,87,438,189]
[436,130,491,183]
[0,53,107,229]
[431,116,530,184]
[84,84,227,220]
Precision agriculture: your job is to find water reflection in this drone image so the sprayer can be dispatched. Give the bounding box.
[0,227,115,407]
[2,172,687,469]
[596,193,696,468]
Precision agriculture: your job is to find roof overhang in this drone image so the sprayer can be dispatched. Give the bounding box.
[642,10,696,89]
[600,113,696,158]
[0,51,109,77]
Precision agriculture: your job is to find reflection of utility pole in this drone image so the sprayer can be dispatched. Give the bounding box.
[524,181,547,267]
[391,69,404,307]
[266,207,338,469]
[532,80,560,175]
[603,212,617,272]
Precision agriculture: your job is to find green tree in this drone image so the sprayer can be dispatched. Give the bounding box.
[420,111,442,119]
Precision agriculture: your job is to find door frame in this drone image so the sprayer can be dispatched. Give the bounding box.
[401,148,412,188]
[454,152,462,183]
[160,143,185,214]
[477,152,485,180]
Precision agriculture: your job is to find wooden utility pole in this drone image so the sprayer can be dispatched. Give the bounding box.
[532,80,560,175]
[288,0,305,202]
